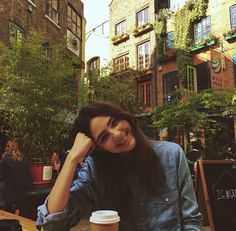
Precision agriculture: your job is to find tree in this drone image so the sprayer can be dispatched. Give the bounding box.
[92,67,142,113]
[0,32,78,161]
[152,89,236,158]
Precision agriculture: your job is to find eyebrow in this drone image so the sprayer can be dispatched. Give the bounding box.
[96,117,112,143]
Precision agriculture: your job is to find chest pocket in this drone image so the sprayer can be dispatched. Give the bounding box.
[149,189,180,229]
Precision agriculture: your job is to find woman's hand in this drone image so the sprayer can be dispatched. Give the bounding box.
[68,132,95,163]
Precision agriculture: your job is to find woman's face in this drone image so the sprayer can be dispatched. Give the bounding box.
[90,116,136,153]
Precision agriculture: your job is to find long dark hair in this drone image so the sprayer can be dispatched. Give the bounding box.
[69,103,165,225]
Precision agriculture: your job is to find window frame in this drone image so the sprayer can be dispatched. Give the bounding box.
[193,16,211,44]
[9,22,24,47]
[162,71,179,103]
[166,31,174,49]
[115,20,126,36]
[113,53,129,72]
[146,82,151,107]
[46,0,60,24]
[68,4,82,39]
[230,4,236,30]
[138,81,151,107]
[137,7,149,27]
[137,41,151,70]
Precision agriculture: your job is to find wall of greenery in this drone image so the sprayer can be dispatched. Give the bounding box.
[154,0,209,85]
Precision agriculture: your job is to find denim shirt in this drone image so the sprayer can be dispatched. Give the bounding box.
[37,141,203,231]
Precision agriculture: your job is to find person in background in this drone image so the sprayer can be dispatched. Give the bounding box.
[0,133,9,159]
[0,139,32,213]
[0,133,9,209]
[37,102,203,231]
[51,147,61,181]
[187,139,203,177]
[223,142,236,160]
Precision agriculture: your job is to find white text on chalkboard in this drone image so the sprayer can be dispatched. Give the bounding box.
[216,189,236,200]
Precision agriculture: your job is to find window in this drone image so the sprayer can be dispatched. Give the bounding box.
[166,31,174,49]
[138,82,151,107]
[9,23,24,47]
[89,59,100,71]
[155,0,170,13]
[146,82,151,107]
[195,62,211,90]
[230,4,236,30]
[68,5,82,39]
[42,42,51,56]
[115,20,126,35]
[139,84,144,105]
[46,0,59,24]
[113,54,129,72]
[137,41,150,69]
[194,16,211,44]
[170,0,185,12]
[162,71,179,103]
[137,7,149,27]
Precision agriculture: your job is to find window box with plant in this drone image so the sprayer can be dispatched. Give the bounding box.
[133,23,153,37]
[0,32,77,185]
[223,27,236,41]
[111,33,130,45]
[191,34,217,52]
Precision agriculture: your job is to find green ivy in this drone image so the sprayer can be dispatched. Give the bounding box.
[154,9,170,60]
[154,0,209,85]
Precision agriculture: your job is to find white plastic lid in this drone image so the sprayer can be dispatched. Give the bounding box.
[89,210,120,224]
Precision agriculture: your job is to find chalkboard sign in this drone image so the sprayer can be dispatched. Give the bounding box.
[195,160,236,231]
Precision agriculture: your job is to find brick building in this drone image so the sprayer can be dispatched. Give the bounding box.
[109,0,236,142]
[155,0,236,143]
[109,0,156,111]
[0,0,86,101]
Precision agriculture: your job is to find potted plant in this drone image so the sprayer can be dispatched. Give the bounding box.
[133,23,153,37]
[111,33,129,45]
[223,27,236,41]
[0,32,77,185]
[191,33,217,52]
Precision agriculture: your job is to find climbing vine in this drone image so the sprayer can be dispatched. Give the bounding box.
[154,0,209,85]
[154,9,170,61]
[173,0,209,84]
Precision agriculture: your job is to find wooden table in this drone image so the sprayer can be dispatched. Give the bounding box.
[0,210,37,231]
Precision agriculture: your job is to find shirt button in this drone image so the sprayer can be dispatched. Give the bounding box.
[165,197,169,202]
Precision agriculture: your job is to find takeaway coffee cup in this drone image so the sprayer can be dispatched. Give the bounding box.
[89,210,120,231]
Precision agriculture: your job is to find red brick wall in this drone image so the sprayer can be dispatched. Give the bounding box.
[157,59,178,105]
[192,45,235,90]
[0,0,84,45]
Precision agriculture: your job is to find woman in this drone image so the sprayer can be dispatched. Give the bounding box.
[37,103,203,230]
[0,140,32,212]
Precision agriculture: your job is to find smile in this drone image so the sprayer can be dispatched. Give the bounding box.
[116,129,129,147]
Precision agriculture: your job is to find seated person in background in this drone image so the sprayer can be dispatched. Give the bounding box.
[0,134,9,209]
[187,139,203,176]
[0,133,10,159]
[0,139,32,213]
